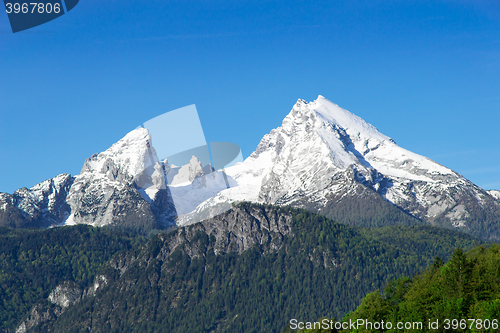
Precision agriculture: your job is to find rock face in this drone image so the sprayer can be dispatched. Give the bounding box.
[171,203,293,256]
[48,281,83,309]
[16,277,109,333]
[106,204,293,281]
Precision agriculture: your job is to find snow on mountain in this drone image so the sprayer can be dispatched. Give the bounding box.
[64,128,171,228]
[488,190,500,201]
[17,173,73,219]
[62,127,229,228]
[77,127,165,199]
[2,95,500,240]
[168,170,229,218]
[170,156,205,185]
[0,174,73,228]
[180,96,500,239]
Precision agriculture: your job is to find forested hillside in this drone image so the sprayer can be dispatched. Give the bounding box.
[21,203,485,333]
[284,244,500,333]
[339,244,500,332]
[0,225,145,332]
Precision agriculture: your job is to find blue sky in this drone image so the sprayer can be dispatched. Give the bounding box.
[1,0,500,194]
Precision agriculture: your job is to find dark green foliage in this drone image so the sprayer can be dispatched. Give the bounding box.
[0,225,144,331]
[38,204,485,333]
[359,224,483,261]
[341,244,500,332]
[315,191,422,228]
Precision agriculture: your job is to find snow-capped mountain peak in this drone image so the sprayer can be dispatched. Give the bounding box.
[183,96,500,239]
[170,156,204,185]
[311,95,391,143]
[299,95,454,182]
[80,128,159,184]
[63,127,171,228]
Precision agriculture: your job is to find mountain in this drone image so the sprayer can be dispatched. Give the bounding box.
[0,127,229,233]
[15,203,484,333]
[64,128,176,232]
[185,96,500,240]
[2,96,500,240]
[0,129,175,234]
[0,174,73,228]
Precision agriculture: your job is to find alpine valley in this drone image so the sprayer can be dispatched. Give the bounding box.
[1,96,500,333]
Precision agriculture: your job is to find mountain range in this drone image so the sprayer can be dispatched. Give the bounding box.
[2,95,500,240]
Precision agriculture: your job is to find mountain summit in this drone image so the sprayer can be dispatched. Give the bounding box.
[1,96,500,240]
[65,127,173,229]
[185,96,500,240]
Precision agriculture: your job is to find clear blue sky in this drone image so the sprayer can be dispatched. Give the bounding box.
[1,0,499,194]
